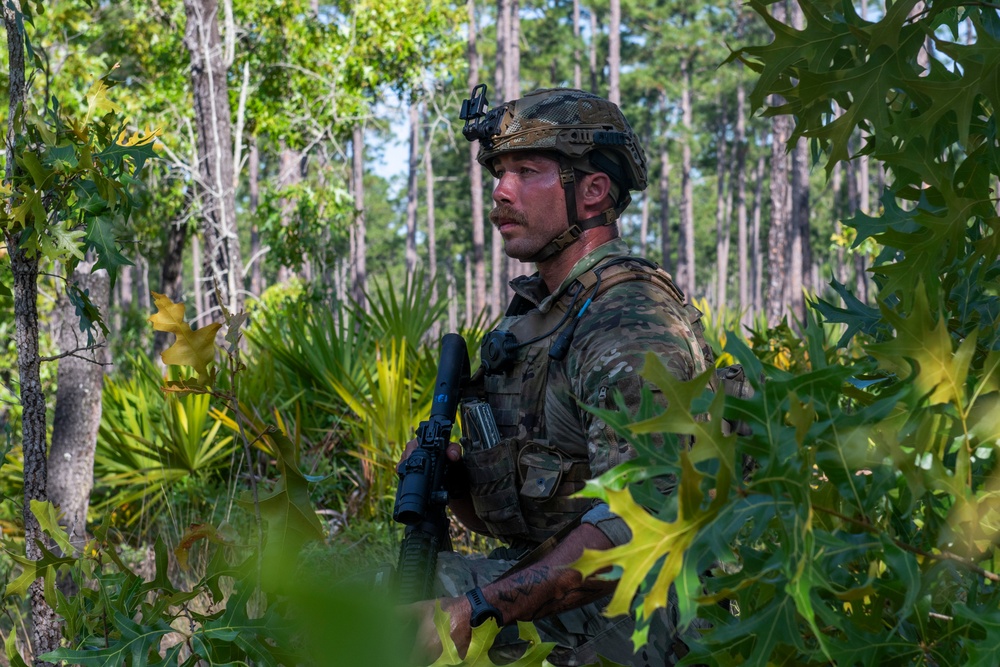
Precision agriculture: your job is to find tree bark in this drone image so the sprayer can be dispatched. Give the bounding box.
[714,99,730,312]
[468,0,487,318]
[50,262,110,559]
[790,134,809,320]
[608,0,620,105]
[491,0,509,318]
[658,140,672,274]
[508,0,520,101]
[639,190,649,257]
[677,55,696,298]
[248,136,263,297]
[788,1,810,323]
[406,101,420,276]
[572,0,582,89]
[5,5,61,661]
[750,155,765,319]
[277,140,301,284]
[734,79,749,318]
[424,106,438,306]
[351,123,368,308]
[495,0,508,99]
[183,0,245,317]
[766,112,792,325]
[832,162,848,286]
[588,8,599,93]
[504,0,522,297]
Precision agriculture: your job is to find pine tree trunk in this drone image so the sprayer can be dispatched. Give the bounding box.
[608,0,620,105]
[495,0,508,98]
[465,260,473,324]
[191,233,206,323]
[588,9,598,93]
[136,255,150,341]
[750,155,765,319]
[677,55,696,298]
[5,7,61,660]
[658,141,672,274]
[183,0,244,316]
[766,112,792,325]
[714,100,730,311]
[468,0,487,318]
[406,101,420,276]
[248,136,263,297]
[639,192,649,257]
[790,134,809,321]
[50,262,109,559]
[352,123,368,308]
[734,79,749,316]
[508,0,520,99]
[277,141,301,284]
[119,264,134,313]
[572,0,582,89]
[788,1,810,322]
[831,162,848,286]
[504,0,522,297]
[424,109,438,305]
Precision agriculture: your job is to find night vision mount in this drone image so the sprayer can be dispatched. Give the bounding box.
[460,84,505,147]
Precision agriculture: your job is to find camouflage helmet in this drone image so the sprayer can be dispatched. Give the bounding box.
[469,88,648,197]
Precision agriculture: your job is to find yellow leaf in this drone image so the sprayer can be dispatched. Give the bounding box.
[867,285,975,406]
[148,291,219,381]
[115,127,162,147]
[85,69,123,124]
[573,451,723,621]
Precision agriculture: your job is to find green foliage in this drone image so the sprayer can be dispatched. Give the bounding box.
[94,355,236,531]
[246,273,449,518]
[546,2,1000,663]
[737,0,1000,350]
[6,506,297,667]
[2,71,158,291]
[429,611,555,667]
[254,182,354,277]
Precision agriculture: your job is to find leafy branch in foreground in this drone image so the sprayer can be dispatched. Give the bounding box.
[549,2,1000,664]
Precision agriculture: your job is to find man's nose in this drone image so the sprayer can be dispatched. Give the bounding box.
[493,172,515,204]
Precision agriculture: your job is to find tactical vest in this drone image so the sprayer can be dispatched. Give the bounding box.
[463,257,715,545]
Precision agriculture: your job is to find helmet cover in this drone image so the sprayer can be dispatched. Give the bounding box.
[475,88,648,194]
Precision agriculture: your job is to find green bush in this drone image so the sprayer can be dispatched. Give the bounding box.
[94,355,237,533]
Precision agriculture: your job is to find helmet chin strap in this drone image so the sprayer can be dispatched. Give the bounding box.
[524,158,625,265]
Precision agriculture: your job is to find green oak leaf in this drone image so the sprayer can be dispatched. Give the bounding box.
[3,542,76,598]
[29,500,73,556]
[3,630,28,667]
[867,285,974,406]
[41,612,173,667]
[85,213,133,286]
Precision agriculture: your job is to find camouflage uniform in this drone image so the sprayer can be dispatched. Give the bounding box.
[442,238,710,666]
[438,86,711,666]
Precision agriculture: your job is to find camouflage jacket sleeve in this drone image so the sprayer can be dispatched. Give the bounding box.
[545,280,701,544]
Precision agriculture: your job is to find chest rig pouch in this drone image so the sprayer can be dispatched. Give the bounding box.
[464,257,726,544]
[463,287,601,543]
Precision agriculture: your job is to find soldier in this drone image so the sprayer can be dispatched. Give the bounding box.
[404,87,713,666]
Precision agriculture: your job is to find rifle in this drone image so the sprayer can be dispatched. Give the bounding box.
[393,333,470,603]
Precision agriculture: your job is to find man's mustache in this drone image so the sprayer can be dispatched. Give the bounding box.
[489,205,528,227]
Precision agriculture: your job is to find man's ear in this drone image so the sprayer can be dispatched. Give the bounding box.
[578,171,612,208]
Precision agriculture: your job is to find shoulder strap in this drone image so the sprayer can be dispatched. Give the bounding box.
[576,256,686,306]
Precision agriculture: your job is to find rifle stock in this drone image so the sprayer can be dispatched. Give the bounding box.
[393,333,470,603]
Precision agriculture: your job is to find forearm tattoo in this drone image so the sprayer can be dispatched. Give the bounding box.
[493,565,615,621]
